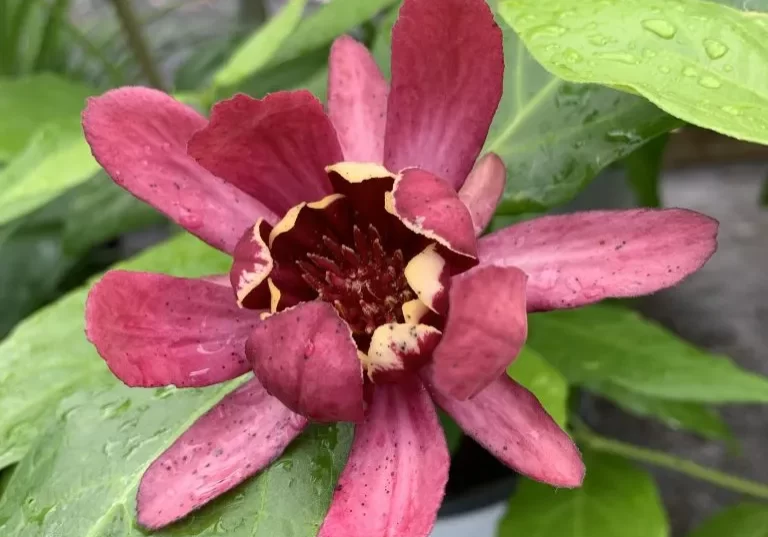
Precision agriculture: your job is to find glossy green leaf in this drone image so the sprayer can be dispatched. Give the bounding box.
[508,347,569,428]
[500,0,768,146]
[590,383,732,441]
[213,0,308,89]
[498,452,668,537]
[0,74,93,161]
[625,134,668,207]
[0,175,163,338]
[0,125,100,227]
[0,234,229,470]
[439,411,463,453]
[0,384,352,537]
[527,305,768,403]
[688,503,768,537]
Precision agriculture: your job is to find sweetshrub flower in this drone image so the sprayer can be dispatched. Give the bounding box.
[83,0,718,534]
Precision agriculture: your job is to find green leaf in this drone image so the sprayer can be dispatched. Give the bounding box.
[590,383,732,441]
[508,347,568,428]
[0,175,162,338]
[370,2,400,80]
[0,125,101,227]
[485,14,681,213]
[213,0,308,89]
[439,411,463,453]
[0,234,229,470]
[0,74,93,161]
[527,305,768,403]
[688,503,768,537]
[499,0,768,146]
[498,452,668,537]
[0,384,352,536]
[625,134,668,207]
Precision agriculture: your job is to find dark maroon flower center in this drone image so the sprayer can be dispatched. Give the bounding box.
[295,223,416,338]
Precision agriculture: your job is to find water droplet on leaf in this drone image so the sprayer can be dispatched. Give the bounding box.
[658,65,671,74]
[595,52,638,64]
[587,34,610,46]
[682,66,698,77]
[531,24,567,38]
[698,75,721,89]
[703,39,728,60]
[722,105,741,116]
[564,49,583,63]
[641,19,677,39]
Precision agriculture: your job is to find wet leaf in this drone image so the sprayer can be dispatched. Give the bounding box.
[508,347,569,428]
[688,503,768,537]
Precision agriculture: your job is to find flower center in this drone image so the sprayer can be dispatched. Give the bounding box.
[296,224,415,337]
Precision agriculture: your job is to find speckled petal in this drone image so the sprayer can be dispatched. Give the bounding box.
[317,377,448,537]
[404,244,450,315]
[478,209,719,312]
[328,36,388,162]
[246,301,364,422]
[431,265,527,400]
[386,168,477,260]
[82,87,274,254]
[188,91,343,215]
[230,218,273,309]
[86,271,261,387]
[427,374,585,487]
[363,323,441,383]
[137,378,307,529]
[384,0,503,189]
[458,154,507,236]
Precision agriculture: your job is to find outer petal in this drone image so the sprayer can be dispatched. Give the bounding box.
[383,0,504,189]
[431,265,527,400]
[246,301,364,422]
[386,168,478,260]
[328,36,388,163]
[459,153,507,236]
[188,91,344,215]
[86,270,261,387]
[137,378,307,529]
[427,374,585,488]
[478,209,719,312]
[318,377,448,537]
[363,322,442,383]
[82,87,274,254]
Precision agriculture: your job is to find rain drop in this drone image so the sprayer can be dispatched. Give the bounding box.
[564,49,583,63]
[722,105,741,116]
[682,66,698,77]
[587,34,610,46]
[531,24,567,38]
[723,64,734,72]
[698,76,722,89]
[703,39,728,60]
[658,65,671,74]
[641,19,677,39]
[595,52,638,64]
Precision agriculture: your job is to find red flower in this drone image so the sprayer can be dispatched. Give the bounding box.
[82,0,717,534]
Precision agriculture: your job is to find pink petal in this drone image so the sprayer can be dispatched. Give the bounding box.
[459,153,507,236]
[86,270,261,387]
[383,0,504,190]
[478,209,719,312]
[318,377,448,537]
[230,218,273,309]
[246,301,364,422]
[328,36,388,163]
[388,168,478,259]
[82,87,274,254]
[431,265,527,400]
[188,91,343,216]
[427,374,585,487]
[137,377,307,529]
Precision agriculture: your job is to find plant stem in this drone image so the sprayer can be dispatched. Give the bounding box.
[573,425,768,501]
[108,0,167,90]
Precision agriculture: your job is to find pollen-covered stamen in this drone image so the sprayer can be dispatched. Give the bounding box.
[297,223,415,339]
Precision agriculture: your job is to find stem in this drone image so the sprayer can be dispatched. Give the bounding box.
[108,0,167,90]
[573,424,768,501]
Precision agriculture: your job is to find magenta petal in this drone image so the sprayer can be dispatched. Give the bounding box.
[188,91,343,216]
[246,301,364,422]
[428,374,585,487]
[384,0,504,190]
[328,36,388,163]
[137,378,307,529]
[86,270,261,387]
[318,377,448,537]
[432,265,528,400]
[478,208,719,312]
[389,168,478,258]
[459,153,507,236]
[82,87,274,254]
